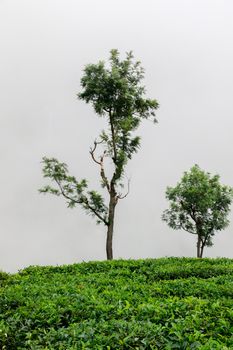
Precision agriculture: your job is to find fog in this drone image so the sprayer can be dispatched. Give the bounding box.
[1,0,233,272]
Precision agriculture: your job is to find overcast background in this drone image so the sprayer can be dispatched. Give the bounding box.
[1,0,233,272]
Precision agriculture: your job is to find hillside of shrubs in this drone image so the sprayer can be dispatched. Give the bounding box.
[0,257,233,349]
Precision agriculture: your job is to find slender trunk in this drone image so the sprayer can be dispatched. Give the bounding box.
[197,235,205,258]
[197,235,201,258]
[106,192,117,260]
[200,242,205,258]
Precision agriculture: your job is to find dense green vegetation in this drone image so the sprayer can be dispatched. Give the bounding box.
[0,258,233,349]
[162,165,233,258]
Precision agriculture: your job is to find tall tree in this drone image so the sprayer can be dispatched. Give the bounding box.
[162,165,233,258]
[40,50,159,260]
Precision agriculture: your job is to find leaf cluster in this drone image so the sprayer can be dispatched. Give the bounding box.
[78,49,158,122]
[39,157,108,225]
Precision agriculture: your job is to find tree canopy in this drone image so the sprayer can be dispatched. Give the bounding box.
[162,165,233,258]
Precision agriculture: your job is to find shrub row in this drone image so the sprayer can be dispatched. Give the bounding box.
[0,258,233,349]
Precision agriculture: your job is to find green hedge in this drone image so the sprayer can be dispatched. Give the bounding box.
[0,258,233,349]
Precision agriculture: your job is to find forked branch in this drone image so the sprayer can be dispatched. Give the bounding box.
[90,140,110,193]
[90,140,102,165]
[117,178,130,200]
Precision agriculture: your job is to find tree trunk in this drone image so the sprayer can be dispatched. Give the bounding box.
[197,235,201,258]
[106,193,117,260]
[200,243,205,258]
[197,235,205,258]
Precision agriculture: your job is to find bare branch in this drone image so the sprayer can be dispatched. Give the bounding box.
[90,140,101,165]
[118,178,130,200]
[109,109,117,163]
[90,140,110,193]
[100,151,110,193]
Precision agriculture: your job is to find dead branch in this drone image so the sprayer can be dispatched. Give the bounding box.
[90,140,110,193]
[100,151,110,193]
[90,140,102,165]
[118,178,130,200]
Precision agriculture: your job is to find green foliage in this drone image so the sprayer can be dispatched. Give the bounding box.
[40,50,159,259]
[162,165,233,257]
[40,50,158,234]
[78,49,159,183]
[78,49,158,121]
[40,157,108,225]
[0,271,10,288]
[1,258,233,349]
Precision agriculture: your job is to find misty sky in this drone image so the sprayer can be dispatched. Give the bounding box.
[1,0,233,272]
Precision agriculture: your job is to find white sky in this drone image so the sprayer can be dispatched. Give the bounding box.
[1,0,233,272]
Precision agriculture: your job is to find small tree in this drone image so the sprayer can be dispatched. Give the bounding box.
[162,165,233,258]
[40,50,159,260]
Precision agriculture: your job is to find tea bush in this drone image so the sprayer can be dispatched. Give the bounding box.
[0,258,233,349]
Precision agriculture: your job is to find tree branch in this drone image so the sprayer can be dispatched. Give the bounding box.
[54,177,109,226]
[180,222,196,234]
[118,178,130,200]
[100,152,110,193]
[90,141,110,193]
[201,234,208,248]
[109,109,117,164]
[90,140,101,165]
[86,203,109,226]
[54,177,82,204]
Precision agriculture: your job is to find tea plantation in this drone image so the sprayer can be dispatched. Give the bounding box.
[0,258,233,349]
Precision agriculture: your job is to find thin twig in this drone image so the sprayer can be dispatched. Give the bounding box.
[118,178,130,200]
